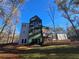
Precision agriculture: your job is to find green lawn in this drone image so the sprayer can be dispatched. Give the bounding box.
[0,44,79,59]
[19,53,79,59]
[18,45,79,59]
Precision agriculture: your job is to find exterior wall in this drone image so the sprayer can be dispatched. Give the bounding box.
[57,34,68,40]
[29,16,43,45]
[42,26,56,41]
[19,23,29,44]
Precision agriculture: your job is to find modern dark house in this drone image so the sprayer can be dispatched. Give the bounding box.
[18,16,68,45]
[29,16,43,45]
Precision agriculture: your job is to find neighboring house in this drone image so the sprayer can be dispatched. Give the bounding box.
[42,26,68,43]
[19,23,29,44]
[42,26,53,42]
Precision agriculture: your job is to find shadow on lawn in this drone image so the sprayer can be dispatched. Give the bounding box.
[19,53,79,59]
[0,44,79,54]
[0,45,79,59]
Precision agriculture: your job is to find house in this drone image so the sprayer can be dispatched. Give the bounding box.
[29,16,43,45]
[18,15,68,45]
[19,23,29,44]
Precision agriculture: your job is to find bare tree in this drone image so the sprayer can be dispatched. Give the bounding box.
[55,0,79,40]
[0,0,24,40]
[48,0,58,40]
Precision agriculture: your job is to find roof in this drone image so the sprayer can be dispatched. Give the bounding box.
[30,15,41,22]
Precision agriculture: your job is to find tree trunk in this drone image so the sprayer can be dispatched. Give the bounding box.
[7,32,10,43]
[0,24,7,39]
[65,11,78,40]
[12,27,16,43]
[48,7,58,40]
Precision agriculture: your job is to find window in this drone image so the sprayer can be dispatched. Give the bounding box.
[22,39,24,43]
[24,39,27,43]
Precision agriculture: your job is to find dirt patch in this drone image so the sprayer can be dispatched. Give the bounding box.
[0,54,21,59]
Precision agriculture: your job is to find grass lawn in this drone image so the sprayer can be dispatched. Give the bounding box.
[0,44,79,59]
[19,53,79,59]
[18,45,79,59]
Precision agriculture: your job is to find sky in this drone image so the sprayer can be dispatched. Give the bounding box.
[16,0,70,34]
[0,0,71,34]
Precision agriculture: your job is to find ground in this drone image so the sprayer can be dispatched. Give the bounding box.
[0,44,79,59]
